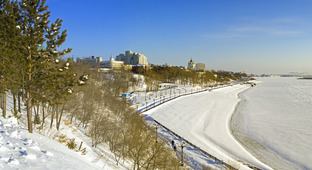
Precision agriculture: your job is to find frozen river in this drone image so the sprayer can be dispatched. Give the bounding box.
[231,77,312,170]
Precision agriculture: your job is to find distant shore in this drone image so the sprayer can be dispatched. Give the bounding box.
[298,77,312,80]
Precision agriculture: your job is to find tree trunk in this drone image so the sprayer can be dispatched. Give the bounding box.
[41,103,45,128]
[55,105,59,130]
[2,92,6,118]
[56,103,65,131]
[12,91,17,113]
[27,52,33,133]
[26,92,33,133]
[18,91,21,113]
[0,93,2,111]
[50,106,55,129]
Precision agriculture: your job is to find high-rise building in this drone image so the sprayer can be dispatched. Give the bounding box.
[116,50,148,65]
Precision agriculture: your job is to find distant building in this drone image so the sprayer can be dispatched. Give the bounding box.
[196,63,205,72]
[116,50,148,65]
[99,56,124,69]
[187,59,206,72]
[77,56,102,67]
[187,59,195,70]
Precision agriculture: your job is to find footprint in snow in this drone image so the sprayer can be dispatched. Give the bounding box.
[7,156,19,165]
[19,150,28,156]
[41,150,53,157]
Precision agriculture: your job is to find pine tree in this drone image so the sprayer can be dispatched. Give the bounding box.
[0,0,21,118]
[18,0,71,133]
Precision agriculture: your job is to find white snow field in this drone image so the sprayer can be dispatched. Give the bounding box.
[0,117,98,170]
[231,77,312,170]
[144,84,272,170]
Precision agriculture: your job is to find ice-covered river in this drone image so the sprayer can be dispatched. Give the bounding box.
[231,77,312,170]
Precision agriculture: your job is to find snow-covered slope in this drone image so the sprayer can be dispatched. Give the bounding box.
[0,93,128,170]
[0,117,98,170]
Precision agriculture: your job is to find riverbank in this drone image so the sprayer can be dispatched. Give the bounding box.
[145,84,272,169]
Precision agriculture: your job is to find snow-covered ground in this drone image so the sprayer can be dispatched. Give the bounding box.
[143,84,272,170]
[0,93,128,170]
[0,117,99,170]
[231,77,312,170]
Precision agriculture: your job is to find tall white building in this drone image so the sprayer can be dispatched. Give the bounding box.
[116,50,148,65]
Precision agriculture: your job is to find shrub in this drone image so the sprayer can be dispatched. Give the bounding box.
[66,139,77,150]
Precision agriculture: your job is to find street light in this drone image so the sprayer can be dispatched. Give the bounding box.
[179,141,187,166]
[154,122,160,143]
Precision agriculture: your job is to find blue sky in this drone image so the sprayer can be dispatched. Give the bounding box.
[46,0,312,74]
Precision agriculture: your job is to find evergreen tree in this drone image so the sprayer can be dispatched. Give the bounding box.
[18,0,72,133]
[0,0,21,118]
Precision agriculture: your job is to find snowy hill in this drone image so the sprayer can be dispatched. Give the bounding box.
[0,93,129,170]
[0,117,98,170]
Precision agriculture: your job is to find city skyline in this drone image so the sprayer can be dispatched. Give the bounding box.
[46,0,312,74]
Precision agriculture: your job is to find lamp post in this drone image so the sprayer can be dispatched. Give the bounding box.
[154,122,159,143]
[179,141,186,166]
[170,88,172,99]
[170,87,172,97]
[146,101,148,111]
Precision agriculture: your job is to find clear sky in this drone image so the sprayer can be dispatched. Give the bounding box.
[46,0,312,74]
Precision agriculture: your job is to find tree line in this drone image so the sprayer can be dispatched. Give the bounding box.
[138,65,248,91]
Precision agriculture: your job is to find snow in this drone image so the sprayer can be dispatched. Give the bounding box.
[0,118,98,170]
[143,84,272,170]
[231,77,312,170]
[0,93,129,170]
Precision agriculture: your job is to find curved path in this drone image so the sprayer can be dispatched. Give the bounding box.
[144,84,272,170]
